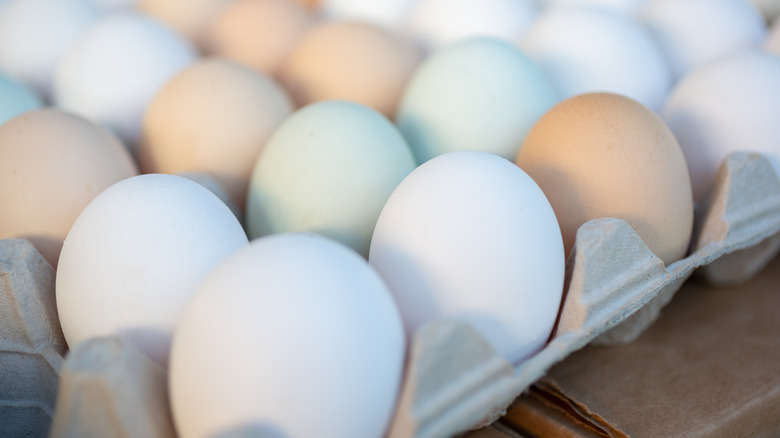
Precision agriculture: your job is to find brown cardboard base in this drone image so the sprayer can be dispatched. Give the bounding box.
[501,255,780,437]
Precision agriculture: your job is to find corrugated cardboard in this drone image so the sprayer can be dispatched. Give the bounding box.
[502,254,780,437]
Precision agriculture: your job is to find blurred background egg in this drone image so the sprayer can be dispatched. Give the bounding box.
[138,0,230,49]
[280,21,422,118]
[139,58,293,211]
[0,0,101,100]
[397,37,558,163]
[405,0,539,51]
[663,50,780,200]
[0,72,43,124]
[56,174,248,366]
[516,92,693,265]
[54,12,197,150]
[369,151,565,364]
[0,109,137,267]
[520,5,672,112]
[320,0,415,30]
[169,233,404,438]
[639,0,767,81]
[246,100,415,257]
[203,0,314,77]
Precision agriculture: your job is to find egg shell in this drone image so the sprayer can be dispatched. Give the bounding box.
[639,0,767,81]
[406,0,538,50]
[0,0,100,100]
[321,0,415,29]
[138,0,230,48]
[54,12,196,149]
[516,92,694,265]
[56,174,248,365]
[663,50,780,200]
[0,72,43,125]
[203,0,313,76]
[139,58,293,210]
[246,100,416,257]
[0,109,137,267]
[369,151,565,364]
[280,21,422,118]
[397,37,558,163]
[520,5,671,112]
[169,233,404,438]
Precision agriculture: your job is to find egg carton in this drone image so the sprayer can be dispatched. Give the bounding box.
[386,151,780,438]
[4,153,780,438]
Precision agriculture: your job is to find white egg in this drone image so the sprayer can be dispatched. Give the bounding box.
[663,51,780,200]
[639,0,767,81]
[406,0,538,50]
[246,100,416,258]
[0,0,100,100]
[56,174,248,365]
[169,233,405,438]
[54,12,196,150]
[369,151,565,364]
[397,37,558,163]
[521,5,671,112]
[321,0,416,30]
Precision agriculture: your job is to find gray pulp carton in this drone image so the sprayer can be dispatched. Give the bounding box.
[386,152,780,438]
[2,153,780,438]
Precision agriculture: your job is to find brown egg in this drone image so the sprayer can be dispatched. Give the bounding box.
[138,0,231,49]
[138,58,293,210]
[516,92,693,265]
[204,0,314,77]
[0,109,138,267]
[280,21,423,118]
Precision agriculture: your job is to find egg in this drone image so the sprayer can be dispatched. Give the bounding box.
[663,51,780,200]
[0,109,137,267]
[521,5,671,112]
[246,100,416,257]
[280,21,422,118]
[56,174,248,365]
[138,0,230,48]
[203,0,314,76]
[321,0,416,29]
[53,12,197,149]
[397,37,558,163]
[369,151,565,364]
[516,92,693,264]
[169,233,405,438]
[639,0,767,81]
[766,17,780,55]
[0,0,100,100]
[0,72,43,124]
[139,58,293,210]
[406,0,539,50]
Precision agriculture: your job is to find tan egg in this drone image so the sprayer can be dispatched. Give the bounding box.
[515,92,693,265]
[138,58,293,210]
[280,21,423,118]
[0,109,138,267]
[204,0,314,77]
[138,0,231,48]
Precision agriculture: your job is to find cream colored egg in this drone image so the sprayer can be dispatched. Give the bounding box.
[204,0,314,76]
[281,21,423,117]
[138,0,230,48]
[0,109,138,267]
[139,58,293,210]
[516,92,693,265]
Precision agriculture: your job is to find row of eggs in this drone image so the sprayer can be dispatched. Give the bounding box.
[0,1,778,438]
